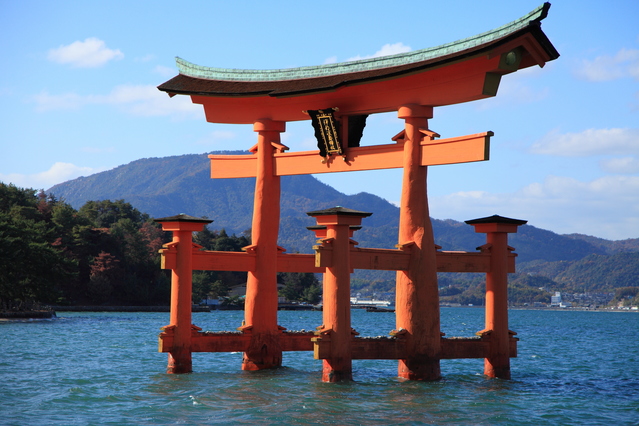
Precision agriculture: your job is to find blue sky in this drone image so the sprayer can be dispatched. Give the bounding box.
[1,1,638,240]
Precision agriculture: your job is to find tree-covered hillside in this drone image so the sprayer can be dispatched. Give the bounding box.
[48,152,619,261]
[519,252,639,292]
[0,182,322,311]
[44,152,639,306]
[0,185,170,309]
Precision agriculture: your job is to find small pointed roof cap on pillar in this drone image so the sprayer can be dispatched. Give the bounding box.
[465,215,527,226]
[306,206,372,218]
[154,213,213,224]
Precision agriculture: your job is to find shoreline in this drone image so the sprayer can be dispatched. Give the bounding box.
[50,305,171,312]
[3,305,636,318]
[0,310,56,319]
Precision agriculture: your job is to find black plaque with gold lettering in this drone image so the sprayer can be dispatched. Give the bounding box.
[308,108,342,158]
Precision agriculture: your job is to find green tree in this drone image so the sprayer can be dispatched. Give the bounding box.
[102,217,167,305]
[192,276,229,303]
[78,199,149,228]
[219,295,245,309]
[610,287,639,307]
[0,184,75,310]
[0,183,37,212]
[190,227,250,303]
[211,229,250,251]
[0,186,173,308]
[278,272,321,304]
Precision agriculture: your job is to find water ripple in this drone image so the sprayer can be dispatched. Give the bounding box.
[1,310,637,425]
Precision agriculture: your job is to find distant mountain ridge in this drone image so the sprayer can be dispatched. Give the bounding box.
[48,152,639,293]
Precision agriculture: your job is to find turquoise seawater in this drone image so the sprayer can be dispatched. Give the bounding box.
[1,308,638,425]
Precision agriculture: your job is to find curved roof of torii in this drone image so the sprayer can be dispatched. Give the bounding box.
[158,3,559,124]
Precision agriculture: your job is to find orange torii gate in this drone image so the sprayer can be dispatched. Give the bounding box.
[155,210,525,381]
[156,3,558,381]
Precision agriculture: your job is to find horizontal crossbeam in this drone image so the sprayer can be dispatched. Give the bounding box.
[160,247,515,273]
[160,249,323,273]
[312,336,518,360]
[159,332,518,359]
[314,247,516,273]
[159,331,317,353]
[209,132,492,179]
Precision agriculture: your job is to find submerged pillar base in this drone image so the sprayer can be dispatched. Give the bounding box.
[398,358,441,381]
[167,351,192,374]
[241,330,283,371]
[485,357,511,380]
[322,359,353,382]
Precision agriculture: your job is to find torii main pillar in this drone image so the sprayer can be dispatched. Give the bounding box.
[395,105,441,380]
[241,119,286,370]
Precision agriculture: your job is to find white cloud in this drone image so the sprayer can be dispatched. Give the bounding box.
[154,65,177,77]
[33,84,203,119]
[323,43,412,65]
[0,162,103,189]
[600,156,639,174]
[531,128,639,157]
[347,42,412,61]
[48,37,124,68]
[107,85,198,117]
[323,56,338,65]
[33,91,85,111]
[575,48,639,82]
[431,175,639,240]
[475,66,549,110]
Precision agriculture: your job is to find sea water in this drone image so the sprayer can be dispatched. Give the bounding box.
[1,308,638,425]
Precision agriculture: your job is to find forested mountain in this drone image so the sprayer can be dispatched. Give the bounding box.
[563,233,639,254]
[45,152,639,304]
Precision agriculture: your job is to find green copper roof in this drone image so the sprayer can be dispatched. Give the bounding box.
[176,3,550,82]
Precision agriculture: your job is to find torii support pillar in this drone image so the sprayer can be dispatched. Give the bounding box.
[466,215,527,379]
[242,119,287,371]
[155,214,213,374]
[308,207,371,382]
[395,105,442,381]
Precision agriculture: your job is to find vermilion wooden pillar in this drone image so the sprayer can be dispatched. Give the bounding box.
[242,119,286,371]
[466,215,527,379]
[395,104,442,380]
[308,207,371,382]
[155,214,212,374]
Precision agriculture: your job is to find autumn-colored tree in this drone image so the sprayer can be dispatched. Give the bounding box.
[88,251,122,302]
[0,184,171,309]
